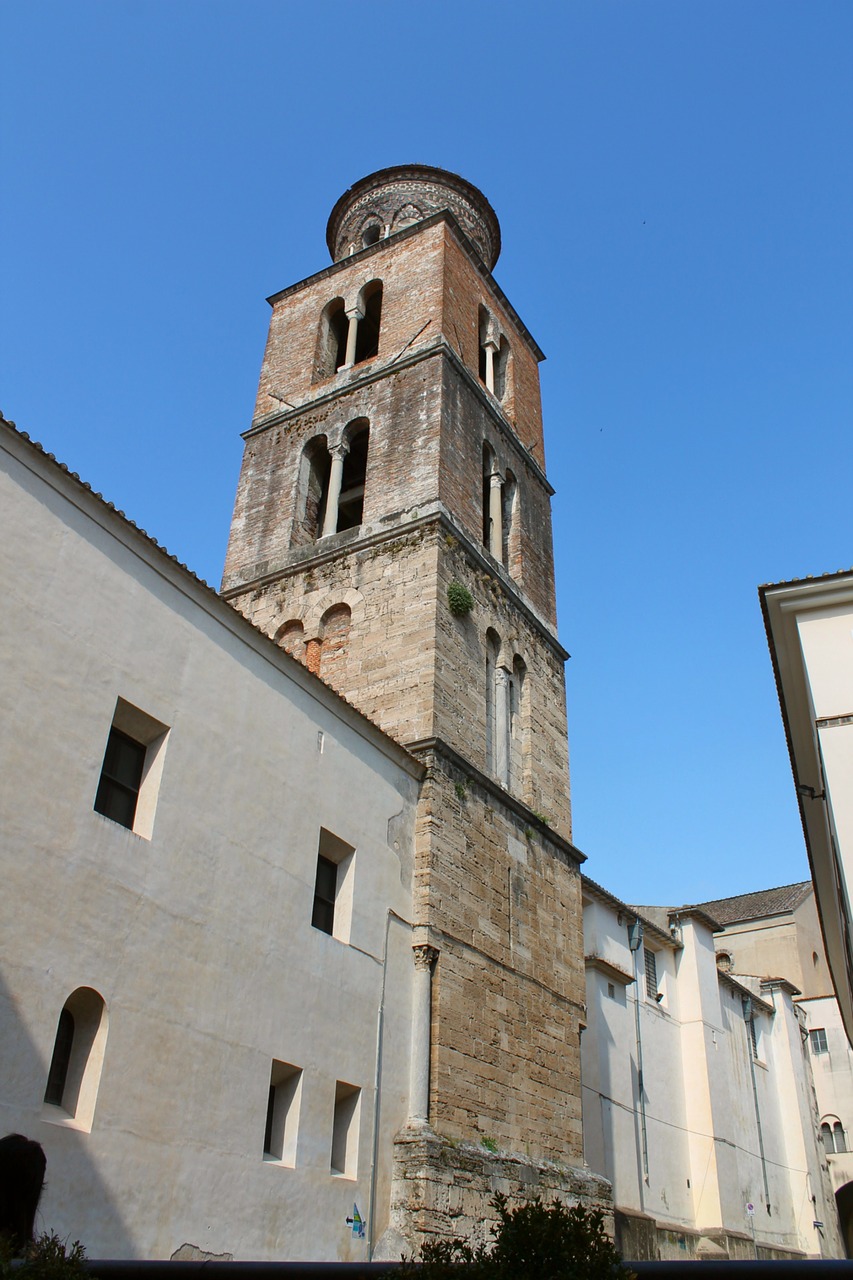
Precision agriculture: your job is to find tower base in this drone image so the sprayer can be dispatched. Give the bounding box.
[374,1124,613,1262]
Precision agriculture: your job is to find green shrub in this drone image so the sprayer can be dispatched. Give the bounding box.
[447,581,474,616]
[402,1192,632,1280]
[0,1233,87,1280]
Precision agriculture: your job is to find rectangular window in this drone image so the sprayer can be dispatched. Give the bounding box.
[93,698,169,839]
[331,1081,361,1178]
[310,828,355,942]
[263,1061,301,1165]
[810,1028,829,1055]
[644,947,658,999]
[94,729,145,829]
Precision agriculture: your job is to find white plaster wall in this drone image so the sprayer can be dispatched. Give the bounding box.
[802,994,853,1195]
[0,436,420,1261]
[582,893,842,1256]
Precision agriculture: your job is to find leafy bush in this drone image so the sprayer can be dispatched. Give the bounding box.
[402,1193,632,1280]
[0,1233,87,1280]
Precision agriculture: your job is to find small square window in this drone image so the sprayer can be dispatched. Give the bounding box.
[331,1081,361,1178]
[810,1028,829,1055]
[93,699,169,839]
[310,828,355,942]
[264,1061,301,1165]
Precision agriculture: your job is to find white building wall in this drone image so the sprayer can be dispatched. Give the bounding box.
[582,887,843,1259]
[0,426,422,1261]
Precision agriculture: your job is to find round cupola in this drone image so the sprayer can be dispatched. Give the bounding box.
[326,165,501,270]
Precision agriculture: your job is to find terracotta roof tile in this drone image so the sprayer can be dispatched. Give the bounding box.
[694,881,812,925]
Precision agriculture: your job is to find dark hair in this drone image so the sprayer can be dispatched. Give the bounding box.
[0,1134,47,1252]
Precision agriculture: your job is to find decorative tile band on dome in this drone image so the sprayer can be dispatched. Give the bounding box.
[326,164,501,270]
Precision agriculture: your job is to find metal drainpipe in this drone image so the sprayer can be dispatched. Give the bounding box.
[742,995,772,1217]
[628,918,650,1188]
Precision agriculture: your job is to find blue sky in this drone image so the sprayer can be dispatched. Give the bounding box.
[2,1,851,906]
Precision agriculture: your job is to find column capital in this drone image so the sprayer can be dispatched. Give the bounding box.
[345,304,366,322]
[489,469,505,489]
[413,943,439,972]
[329,439,350,460]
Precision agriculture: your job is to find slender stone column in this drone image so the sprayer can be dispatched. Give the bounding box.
[494,666,510,787]
[343,305,365,368]
[409,943,438,1124]
[483,340,497,393]
[321,442,349,537]
[488,471,504,561]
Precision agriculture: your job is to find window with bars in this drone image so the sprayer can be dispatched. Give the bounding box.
[644,947,658,999]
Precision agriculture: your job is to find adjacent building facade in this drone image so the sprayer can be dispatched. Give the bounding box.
[698,881,853,1254]
[761,571,853,1045]
[581,878,844,1259]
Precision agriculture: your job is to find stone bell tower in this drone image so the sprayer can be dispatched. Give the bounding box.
[222,166,608,1250]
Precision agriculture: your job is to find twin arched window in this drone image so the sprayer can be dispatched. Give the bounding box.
[478,306,510,402]
[298,420,371,545]
[482,443,519,573]
[315,283,383,380]
[276,604,352,690]
[486,629,528,793]
[822,1119,847,1154]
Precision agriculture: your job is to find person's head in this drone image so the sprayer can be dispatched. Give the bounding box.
[0,1134,47,1252]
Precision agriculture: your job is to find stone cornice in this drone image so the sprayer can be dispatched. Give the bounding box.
[245,337,553,495]
[222,505,568,663]
[406,735,582,866]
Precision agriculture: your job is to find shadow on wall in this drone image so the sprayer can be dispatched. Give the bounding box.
[0,971,135,1256]
[836,1181,853,1258]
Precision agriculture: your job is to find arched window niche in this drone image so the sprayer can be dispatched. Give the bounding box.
[508,654,528,794]
[296,435,332,544]
[275,619,305,663]
[485,629,501,779]
[315,298,349,381]
[336,421,370,532]
[354,282,383,365]
[42,987,108,1131]
[319,604,352,690]
[478,306,509,401]
[502,470,519,572]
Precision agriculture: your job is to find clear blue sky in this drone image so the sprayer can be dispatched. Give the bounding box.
[2,1,851,906]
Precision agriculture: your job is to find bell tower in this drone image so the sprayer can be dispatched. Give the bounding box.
[223,166,607,1250]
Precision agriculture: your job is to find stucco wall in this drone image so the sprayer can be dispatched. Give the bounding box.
[0,429,421,1261]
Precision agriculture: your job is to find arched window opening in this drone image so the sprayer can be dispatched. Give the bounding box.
[502,471,518,571]
[361,222,382,248]
[43,988,108,1131]
[478,306,504,396]
[337,423,370,532]
[836,1123,848,1154]
[494,336,510,401]
[482,443,496,548]
[275,620,305,663]
[315,299,349,380]
[299,437,332,543]
[319,605,352,691]
[822,1120,847,1155]
[478,306,490,384]
[485,629,500,778]
[354,283,382,364]
[44,1008,74,1107]
[508,655,527,793]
